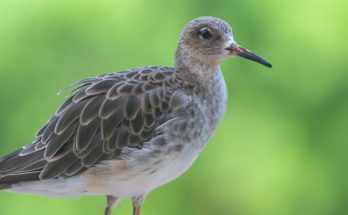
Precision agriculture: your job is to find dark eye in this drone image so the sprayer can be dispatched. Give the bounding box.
[198,27,213,40]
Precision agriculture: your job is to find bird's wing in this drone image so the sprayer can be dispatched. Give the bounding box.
[0,66,181,184]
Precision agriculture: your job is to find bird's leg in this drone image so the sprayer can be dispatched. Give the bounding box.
[133,206,141,215]
[104,195,118,215]
[132,195,145,215]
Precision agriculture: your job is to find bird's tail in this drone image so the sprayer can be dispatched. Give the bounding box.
[0,149,38,190]
[0,148,23,190]
[0,146,44,189]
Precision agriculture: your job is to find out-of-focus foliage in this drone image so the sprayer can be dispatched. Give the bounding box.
[0,0,347,215]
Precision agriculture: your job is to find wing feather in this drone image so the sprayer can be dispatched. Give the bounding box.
[80,95,105,125]
[124,96,141,120]
[40,152,76,179]
[101,108,124,140]
[0,66,177,185]
[99,96,125,119]
[41,116,59,144]
[75,117,101,153]
[44,121,78,159]
[55,99,88,135]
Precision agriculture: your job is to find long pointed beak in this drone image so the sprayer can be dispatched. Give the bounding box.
[226,43,272,68]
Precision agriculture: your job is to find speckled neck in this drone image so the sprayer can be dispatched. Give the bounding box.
[174,45,228,129]
[174,45,221,85]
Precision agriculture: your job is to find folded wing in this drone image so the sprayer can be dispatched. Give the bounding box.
[0,67,177,185]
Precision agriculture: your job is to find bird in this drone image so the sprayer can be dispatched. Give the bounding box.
[0,16,271,215]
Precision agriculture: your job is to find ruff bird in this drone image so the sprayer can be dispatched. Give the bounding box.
[0,16,271,215]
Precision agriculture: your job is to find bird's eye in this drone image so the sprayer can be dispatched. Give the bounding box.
[198,27,213,40]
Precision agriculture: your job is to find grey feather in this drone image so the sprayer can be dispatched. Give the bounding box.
[44,122,78,159]
[20,160,47,172]
[19,144,38,156]
[74,132,101,159]
[80,95,105,125]
[99,96,125,119]
[169,91,189,110]
[117,84,134,96]
[106,131,118,151]
[85,79,117,95]
[40,152,75,180]
[132,84,144,96]
[141,83,156,92]
[144,113,156,127]
[72,88,90,103]
[0,149,44,173]
[116,128,129,148]
[140,128,154,140]
[81,139,103,167]
[141,94,153,114]
[106,82,124,100]
[130,110,144,135]
[128,134,142,147]
[101,108,123,140]
[63,159,84,176]
[149,90,160,107]
[0,171,41,184]
[55,96,73,116]
[55,100,88,135]
[35,123,48,137]
[41,116,59,144]
[124,96,140,120]
[75,118,101,152]
[46,139,74,162]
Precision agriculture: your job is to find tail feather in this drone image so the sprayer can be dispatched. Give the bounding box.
[0,171,41,184]
[0,148,22,164]
[0,148,42,187]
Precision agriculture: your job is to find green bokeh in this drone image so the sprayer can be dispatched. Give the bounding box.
[0,0,347,214]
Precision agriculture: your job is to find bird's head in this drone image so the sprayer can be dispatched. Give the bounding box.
[175,16,272,68]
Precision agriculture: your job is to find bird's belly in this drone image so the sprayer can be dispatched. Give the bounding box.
[82,140,205,198]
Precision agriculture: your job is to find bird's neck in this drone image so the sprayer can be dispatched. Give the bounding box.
[174,46,223,87]
[174,45,216,70]
[174,47,228,136]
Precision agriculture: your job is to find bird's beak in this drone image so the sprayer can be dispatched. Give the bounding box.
[226,43,272,68]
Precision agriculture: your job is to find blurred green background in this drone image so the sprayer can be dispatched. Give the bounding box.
[0,0,347,214]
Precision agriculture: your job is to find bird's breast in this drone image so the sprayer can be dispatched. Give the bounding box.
[192,68,228,141]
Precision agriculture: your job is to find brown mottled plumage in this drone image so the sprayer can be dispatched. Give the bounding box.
[0,67,179,181]
[0,16,271,215]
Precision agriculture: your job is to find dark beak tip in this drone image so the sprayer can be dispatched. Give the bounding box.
[227,43,272,68]
[265,61,273,68]
[235,48,272,68]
